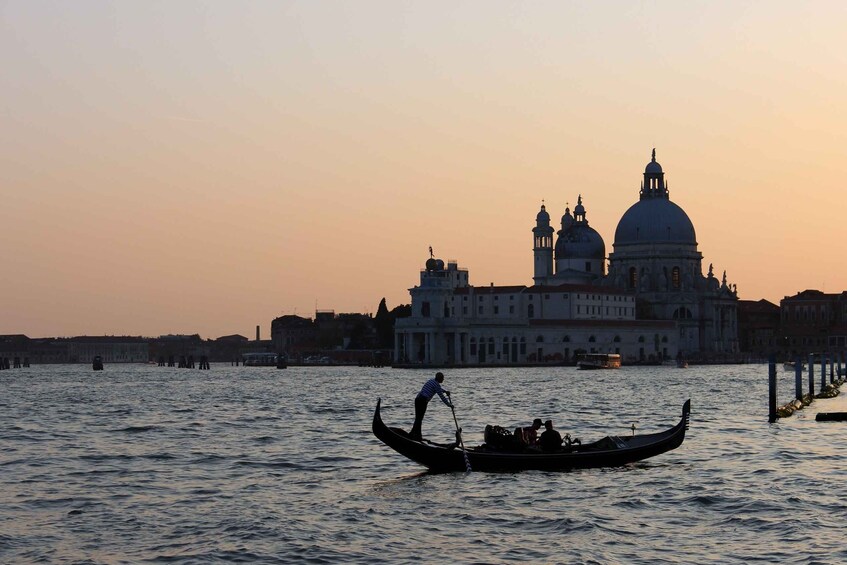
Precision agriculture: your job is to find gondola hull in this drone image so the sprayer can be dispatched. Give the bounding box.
[373,399,690,473]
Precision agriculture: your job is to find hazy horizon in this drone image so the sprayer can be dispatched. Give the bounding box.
[3,1,847,339]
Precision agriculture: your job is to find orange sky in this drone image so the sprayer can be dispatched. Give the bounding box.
[2,2,847,338]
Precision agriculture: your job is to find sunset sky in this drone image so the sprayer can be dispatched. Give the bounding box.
[3,1,847,339]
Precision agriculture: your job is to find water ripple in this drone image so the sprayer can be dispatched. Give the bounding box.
[2,364,847,563]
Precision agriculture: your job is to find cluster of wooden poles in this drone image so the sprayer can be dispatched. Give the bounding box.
[155,355,211,369]
[0,357,30,369]
[768,353,845,423]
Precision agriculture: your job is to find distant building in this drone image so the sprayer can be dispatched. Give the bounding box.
[66,336,149,363]
[395,150,739,366]
[779,290,847,358]
[148,334,208,362]
[271,315,316,353]
[737,299,780,358]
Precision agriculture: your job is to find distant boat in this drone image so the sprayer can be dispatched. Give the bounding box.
[783,362,806,371]
[577,353,621,370]
[242,353,278,367]
[92,356,104,371]
[676,352,688,368]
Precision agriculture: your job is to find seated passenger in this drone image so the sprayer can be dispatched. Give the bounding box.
[521,418,543,446]
[539,419,563,452]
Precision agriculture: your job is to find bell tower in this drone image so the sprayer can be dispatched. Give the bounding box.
[533,202,554,284]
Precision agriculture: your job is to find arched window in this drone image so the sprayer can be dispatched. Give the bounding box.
[528,304,535,318]
[629,267,638,289]
[638,335,645,343]
[563,335,570,342]
[588,335,596,343]
[673,307,693,320]
[488,338,495,354]
[470,338,477,355]
[672,266,681,289]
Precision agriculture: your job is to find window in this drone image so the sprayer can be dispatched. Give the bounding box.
[562,294,569,299]
[478,306,483,315]
[589,336,596,343]
[613,335,621,343]
[463,307,468,315]
[528,304,535,318]
[494,306,499,314]
[629,267,638,289]
[585,261,591,272]
[563,335,570,342]
[672,266,681,289]
[488,338,495,354]
[536,335,544,342]
[470,339,477,355]
[509,306,514,314]
[422,302,430,317]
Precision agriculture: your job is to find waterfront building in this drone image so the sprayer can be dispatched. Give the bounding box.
[737,299,780,358]
[778,290,847,358]
[395,150,739,366]
[66,336,149,363]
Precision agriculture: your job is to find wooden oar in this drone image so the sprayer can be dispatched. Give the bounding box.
[449,399,472,473]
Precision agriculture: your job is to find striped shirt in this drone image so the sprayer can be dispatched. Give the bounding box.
[418,378,450,405]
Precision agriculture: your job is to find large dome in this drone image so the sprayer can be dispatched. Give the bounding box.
[614,198,696,246]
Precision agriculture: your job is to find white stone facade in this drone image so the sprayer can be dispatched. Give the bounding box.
[395,150,738,366]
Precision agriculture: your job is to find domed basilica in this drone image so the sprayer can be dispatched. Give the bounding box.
[395,151,739,366]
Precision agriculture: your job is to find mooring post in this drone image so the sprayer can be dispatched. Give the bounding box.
[768,355,778,423]
[830,353,835,383]
[809,354,815,397]
[821,354,827,391]
[795,356,803,401]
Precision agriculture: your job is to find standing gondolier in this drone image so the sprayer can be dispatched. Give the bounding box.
[410,372,452,441]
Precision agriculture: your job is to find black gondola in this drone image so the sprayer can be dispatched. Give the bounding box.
[373,398,690,473]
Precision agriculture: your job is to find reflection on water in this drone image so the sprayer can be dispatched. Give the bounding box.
[1,364,846,563]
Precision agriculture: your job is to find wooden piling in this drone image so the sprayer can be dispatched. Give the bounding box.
[809,354,815,397]
[768,355,778,423]
[830,353,835,383]
[821,355,827,391]
[795,356,803,401]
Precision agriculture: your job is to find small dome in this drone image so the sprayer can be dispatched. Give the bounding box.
[536,204,550,223]
[555,224,605,260]
[574,196,586,218]
[560,207,574,230]
[425,258,438,271]
[435,259,445,270]
[645,148,663,174]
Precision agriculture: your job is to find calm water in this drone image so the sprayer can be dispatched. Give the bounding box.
[2,363,846,564]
